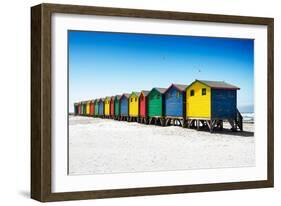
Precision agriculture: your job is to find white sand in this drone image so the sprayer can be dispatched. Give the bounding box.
[69,116,255,175]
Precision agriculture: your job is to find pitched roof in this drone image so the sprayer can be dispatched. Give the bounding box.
[165,83,188,93]
[141,90,150,96]
[197,80,240,90]
[115,95,122,100]
[154,87,166,94]
[130,91,141,97]
[121,93,130,98]
[174,84,189,91]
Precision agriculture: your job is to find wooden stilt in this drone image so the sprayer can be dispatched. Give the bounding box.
[210,120,214,133]
[144,118,148,124]
[164,119,168,126]
[182,119,186,128]
[160,118,165,126]
[206,120,211,130]
[156,118,159,125]
[228,119,237,131]
[191,120,195,128]
[187,120,193,128]
[179,120,183,127]
[218,120,223,130]
[155,118,159,125]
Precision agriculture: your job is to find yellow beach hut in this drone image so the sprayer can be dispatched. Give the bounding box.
[129,92,140,122]
[104,97,111,118]
[86,100,91,116]
[186,80,242,132]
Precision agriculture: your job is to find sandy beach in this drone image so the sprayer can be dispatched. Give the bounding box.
[68,116,255,175]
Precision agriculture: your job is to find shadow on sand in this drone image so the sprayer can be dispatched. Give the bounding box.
[193,127,254,137]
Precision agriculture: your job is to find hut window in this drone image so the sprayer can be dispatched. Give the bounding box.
[176,92,180,98]
[202,88,206,96]
[157,94,160,99]
[135,97,137,101]
[130,98,133,102]
[190,90,195,96]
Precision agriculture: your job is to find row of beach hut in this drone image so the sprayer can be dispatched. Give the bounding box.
[74,80,243,132]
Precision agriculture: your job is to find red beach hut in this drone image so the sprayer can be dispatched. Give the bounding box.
[139,90,149,123]
[110,96,115,118]
[90,100,95,116]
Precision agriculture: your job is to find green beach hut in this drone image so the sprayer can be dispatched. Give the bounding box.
[147,87,166,125]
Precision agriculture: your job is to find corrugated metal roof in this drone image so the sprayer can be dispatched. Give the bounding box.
[115,95,122,100]
[173,84,188,91]
[141,90,150,96]
[165,83,188,92]
[130,91,141,97]
[154,87,166,94]
[122,93,130,98]
[197,80,240,90]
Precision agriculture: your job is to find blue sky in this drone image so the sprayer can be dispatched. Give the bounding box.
[68,30,254,113]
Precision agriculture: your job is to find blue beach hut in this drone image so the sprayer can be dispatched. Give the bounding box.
[164,84,188,118]
[120,93,130,120]
[98,98,105,117]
